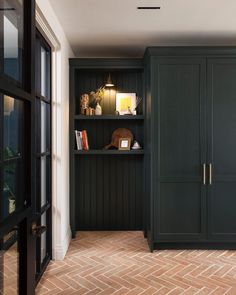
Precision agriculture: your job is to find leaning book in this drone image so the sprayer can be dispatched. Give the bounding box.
[81,130,89,150]
[75,130,83,150]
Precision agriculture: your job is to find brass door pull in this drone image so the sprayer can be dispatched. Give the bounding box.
[202,163,206,185]
[209,163,212,185]
[32,223,47,237]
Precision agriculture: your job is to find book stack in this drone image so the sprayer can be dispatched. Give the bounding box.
[75,130,89,150]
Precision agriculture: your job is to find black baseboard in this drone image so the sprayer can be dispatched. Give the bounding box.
[153,242,236,250]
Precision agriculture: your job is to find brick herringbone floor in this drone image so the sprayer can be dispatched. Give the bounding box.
[36,231,236,295]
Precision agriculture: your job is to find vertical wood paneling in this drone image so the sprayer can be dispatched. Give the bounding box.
[75,155,143,230]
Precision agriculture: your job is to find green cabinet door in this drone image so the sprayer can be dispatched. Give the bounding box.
[207,58,236,241]
[153,57,207,241]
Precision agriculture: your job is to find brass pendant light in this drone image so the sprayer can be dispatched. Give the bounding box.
[105,73,114,87]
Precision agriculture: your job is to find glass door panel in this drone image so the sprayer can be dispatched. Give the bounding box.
[41,46,50,98]
[40,101,50,153]
[3,160,24,219]
[40,156,50,207]
[3,96,23,159]
[2,0,24,83]
[1,95,25,221]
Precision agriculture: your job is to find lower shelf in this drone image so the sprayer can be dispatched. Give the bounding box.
[74,149,144,155]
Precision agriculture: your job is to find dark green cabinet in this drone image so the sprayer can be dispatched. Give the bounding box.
[145,48,236,250]
[207,58,236,241]
[153,57,207,242]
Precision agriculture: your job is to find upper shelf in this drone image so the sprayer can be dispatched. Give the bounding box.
[74,149,144,155]
[74,115,144,120]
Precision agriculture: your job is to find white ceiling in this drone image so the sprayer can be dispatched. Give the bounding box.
[49,0,236,57]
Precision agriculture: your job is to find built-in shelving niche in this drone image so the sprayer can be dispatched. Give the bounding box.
[74,69,144,115]
[70,62,145,233]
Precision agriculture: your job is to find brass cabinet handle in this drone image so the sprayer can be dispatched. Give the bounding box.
[209,163,212,185]
[202,163,206,185]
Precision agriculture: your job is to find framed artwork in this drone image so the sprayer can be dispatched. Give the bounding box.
[118,138,131,150]
[116,93,136,115]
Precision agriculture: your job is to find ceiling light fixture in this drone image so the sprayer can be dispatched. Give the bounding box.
[105,74,114,87]
[0,8,15,11]
[137,7,161,9]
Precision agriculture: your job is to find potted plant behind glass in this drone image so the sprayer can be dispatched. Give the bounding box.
[3,147,17,216]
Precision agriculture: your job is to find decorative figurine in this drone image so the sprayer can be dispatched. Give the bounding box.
[80,94,89,115]
[132,140,142,150]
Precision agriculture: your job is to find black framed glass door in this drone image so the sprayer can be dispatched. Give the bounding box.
[0,0,36,294]
[35,30,52,283]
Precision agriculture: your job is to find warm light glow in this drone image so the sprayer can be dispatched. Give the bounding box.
[4,95,14,116]
[105,83,114,87]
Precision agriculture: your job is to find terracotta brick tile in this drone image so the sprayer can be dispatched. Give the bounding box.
[181,287,200,295]
[36,232,236,295]
[84,288,102,294]
[153,287,171,294]
[224,288,236,295]
[96,287,116,295]
[139,287,158,295]
[112,288,130,295]
[167,287,186,295]
[85,275,112,290]
[209,287,229,295]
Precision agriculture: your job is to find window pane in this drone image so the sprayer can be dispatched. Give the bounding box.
[41,101,50,153]
[4,96,23,160]
[3,0,24,83]
[41,213,46,263]
[41,157,47,207]
[3,160,24,219]
[41,46,50,98]
[40,156,50,208]
[0,229,18,295]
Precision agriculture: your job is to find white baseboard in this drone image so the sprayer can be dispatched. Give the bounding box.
[52,227,71,260]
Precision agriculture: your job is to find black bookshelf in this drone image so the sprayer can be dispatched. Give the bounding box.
[69,58,145,236]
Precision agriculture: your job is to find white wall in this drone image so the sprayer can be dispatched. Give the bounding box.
[36,0,74,260]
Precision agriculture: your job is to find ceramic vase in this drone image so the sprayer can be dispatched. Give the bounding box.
[95,102,102,115]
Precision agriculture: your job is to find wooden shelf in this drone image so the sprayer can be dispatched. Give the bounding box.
[74,115,144,120]
[74,149,144,155]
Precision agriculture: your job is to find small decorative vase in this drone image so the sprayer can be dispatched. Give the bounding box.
[95,102,102,115]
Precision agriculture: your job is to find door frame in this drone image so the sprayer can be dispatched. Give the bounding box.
[35,4,63,260]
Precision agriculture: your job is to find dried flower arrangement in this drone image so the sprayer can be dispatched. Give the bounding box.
[90,86,105,103]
